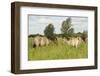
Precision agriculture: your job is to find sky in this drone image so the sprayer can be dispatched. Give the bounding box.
[28,15,88,35]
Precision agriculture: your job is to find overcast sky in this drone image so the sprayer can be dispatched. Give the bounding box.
[28,15,88,35]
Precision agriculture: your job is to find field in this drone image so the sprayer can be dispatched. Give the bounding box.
[28,37,88,61]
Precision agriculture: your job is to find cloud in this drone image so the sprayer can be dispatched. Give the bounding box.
[71,17,88,33]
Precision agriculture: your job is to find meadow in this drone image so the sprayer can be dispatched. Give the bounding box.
[28,37,88,61]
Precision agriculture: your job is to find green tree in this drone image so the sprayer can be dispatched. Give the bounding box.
[44,24,56,40]
[61,17,74,37]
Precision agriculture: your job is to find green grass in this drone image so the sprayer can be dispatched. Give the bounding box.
[28,37,88,60]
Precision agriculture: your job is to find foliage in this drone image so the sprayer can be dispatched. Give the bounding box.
[28,34,43,37]
[44,24,56,40]
[81,31,88,42]
[61,17,74,38]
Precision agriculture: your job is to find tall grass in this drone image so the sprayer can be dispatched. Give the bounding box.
[28,37,88,60]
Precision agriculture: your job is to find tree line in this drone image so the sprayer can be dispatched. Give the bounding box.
[29,17,87,42]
